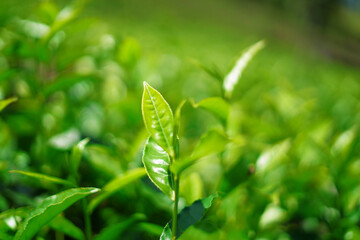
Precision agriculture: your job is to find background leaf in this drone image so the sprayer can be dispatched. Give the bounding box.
[0,97,17,112]
[9,170,76,187]
[192,97,230,125]
[142,82,175,157]
[223,40,265,98]
[48,215,85,240]
[14,187,99,240]
[142,137,175,200]
[88,168,146,213]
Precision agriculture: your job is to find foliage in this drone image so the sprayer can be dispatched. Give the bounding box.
[1,0,360,239]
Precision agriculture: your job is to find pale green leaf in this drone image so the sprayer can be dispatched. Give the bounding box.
[48,215,85,240]
[160,194,218,240]
[223,40,265,98]
[171,129,230,174]
[88,168,146,213]
[0,97,17,112]
[14,187,99,240]
[142,138,175,200]
[70,138,90,176]
[142,82,175,157]
[192,97,230,124]
[9,170,76,187]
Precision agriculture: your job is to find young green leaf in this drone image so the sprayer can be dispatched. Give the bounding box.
[174,100,186,141]
[88,168,146,213]
[142,82,175,157]
[142,138,175,200]
[223,40,265,98]
[190,59,224,83]
[192,97,230,124]
[160,194,218,240]
[9,170,76,187]
[0,97,17,112]
[14,187,99,240]
[48,215,85,240]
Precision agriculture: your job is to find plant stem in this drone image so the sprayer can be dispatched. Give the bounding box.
[82,199,92,240]
[172,174,180,240]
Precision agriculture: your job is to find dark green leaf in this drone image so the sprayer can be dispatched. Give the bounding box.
[142,82,175,157]
[14,187,99,240]
[94,214,145,240]
[142,138,174,200]
[48,215,85,240]
[160,194,218,240]
[88,168,146,213]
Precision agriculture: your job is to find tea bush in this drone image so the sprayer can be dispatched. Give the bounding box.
[1,0,360,239]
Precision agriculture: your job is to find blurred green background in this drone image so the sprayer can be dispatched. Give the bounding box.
[1,0,360,239]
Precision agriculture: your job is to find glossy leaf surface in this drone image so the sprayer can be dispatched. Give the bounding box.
[160,194,218,240]
[88,168,146,213]
[192,97,230,124]
[142,82,174,157]
[223,40,265,98]
[49,215,85,240]
[9,170,76,187]
[142,137,174,200]
[14,187,99,240]
[0,97,17,112]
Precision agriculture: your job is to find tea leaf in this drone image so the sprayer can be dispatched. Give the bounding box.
[14,187,99,240]
[70,138,90,177]
[171,129,230,174]
[160,194,218,240]
[142,137,175,200]
[9,170,76,187]
[223,40,265,98]
[192,97,229,124]
[49,215,85,240]
[88,168,146,213]
[94,214,145,240]
[0,97,17,112]
[142,82,175,157]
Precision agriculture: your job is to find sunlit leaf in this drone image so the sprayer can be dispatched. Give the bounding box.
[14,187,99,240]
[192,97,230,124]
[137,222,163,236]
[88,168,146,213]
[142,82,175,157]
[9,170,76,187]
[0,97,17,112]
[48,215,85,240]
[142,138,174,200]
[223,40,265,98]
[94,214,145,240]
[160,194,218,240]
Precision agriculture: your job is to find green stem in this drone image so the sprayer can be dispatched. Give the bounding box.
[82,199,92,240]
[171,174,180,240]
